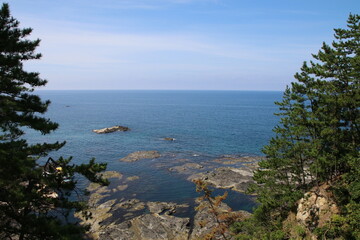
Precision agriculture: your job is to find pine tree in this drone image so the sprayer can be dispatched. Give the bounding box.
[0,3,108,239]
[233,14,360,239]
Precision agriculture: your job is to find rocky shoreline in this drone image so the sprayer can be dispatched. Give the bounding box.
[79,153,261,240]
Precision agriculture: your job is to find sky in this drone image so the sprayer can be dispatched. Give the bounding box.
[5,0,360,90]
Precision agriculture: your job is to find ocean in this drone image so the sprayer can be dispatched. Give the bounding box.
[28,90,282,216]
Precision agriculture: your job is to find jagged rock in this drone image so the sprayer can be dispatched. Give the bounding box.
[99,221,135,240]
[93,126,130,134]
[75,199,116,239]
[188,167,254,192]
[169,163,204,174]
[114,199,146,211]
[282,183,340,239]
[99,214,190,240]
[146,202,189,215]
[296,184,339,230]
[190,202,251,240]
[120,151,161,162]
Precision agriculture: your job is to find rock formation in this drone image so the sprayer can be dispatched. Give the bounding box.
[93,126,130,134]
[188,167,255,193]
[120,151,161,162]
[284,183,340,239]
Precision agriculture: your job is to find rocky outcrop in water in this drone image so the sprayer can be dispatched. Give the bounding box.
[168,163,204,174]
[163,137,176,141]
[188,166,256,193]
[120,151,161,162]
[93,126,130,134]
[78,156,260,239]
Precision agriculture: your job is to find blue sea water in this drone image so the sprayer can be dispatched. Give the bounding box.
[29,90,282,216]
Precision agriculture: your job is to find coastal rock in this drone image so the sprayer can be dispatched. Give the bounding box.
[188,167,254,192]
[146,202,189,215]
[120,151,161,162]
[190,202,251,240]
[114,199,146,211]
[75,199,117,239]
[93,125,130,134]
[116,184,128,191]
[88,192,111,206]
[99,213,190,240]
[169,163,204,174]
[213,156,262,165]
[126,176,140,182]
[99,171,123,179]
[163,137,176,141]
[88,171,123,192]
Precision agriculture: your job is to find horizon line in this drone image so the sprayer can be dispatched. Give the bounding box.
[36,89,284,92]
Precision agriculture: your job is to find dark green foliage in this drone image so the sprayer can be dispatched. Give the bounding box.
[233,14,360,239]
[0,3,108,239]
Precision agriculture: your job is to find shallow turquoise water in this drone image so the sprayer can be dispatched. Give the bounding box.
[28,90,282,214]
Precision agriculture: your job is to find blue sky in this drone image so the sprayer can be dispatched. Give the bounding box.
[6,0,360,90]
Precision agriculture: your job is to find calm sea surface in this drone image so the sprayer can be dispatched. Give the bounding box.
[28,90,282,215]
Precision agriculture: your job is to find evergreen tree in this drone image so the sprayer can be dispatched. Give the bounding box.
[0,3,108,239]
[233,14,360,239]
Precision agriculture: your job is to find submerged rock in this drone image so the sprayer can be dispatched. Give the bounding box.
[169,163,204,174]
[126,176,140,182]
[99,171,123,180]
[93,125,130,134]
[120,151,161,162]
[116,184,128,191]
